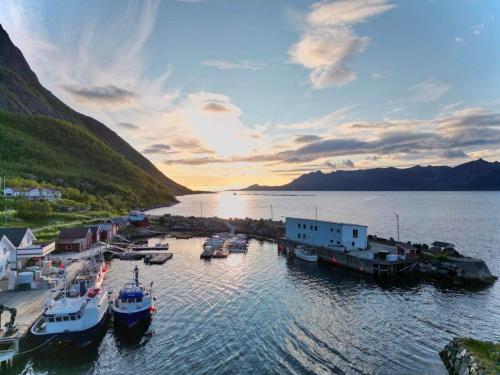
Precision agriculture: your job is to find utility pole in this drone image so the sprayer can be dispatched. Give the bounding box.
[394,212,400,242]
[3,176,6,223]
[315,206,318,220]
[200,202,203,217]
[270,205,273,221]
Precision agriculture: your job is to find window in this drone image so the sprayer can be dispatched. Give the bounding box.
[63,316,69,321]
[337,241,340,244]
[48,317,55,323]
[337,229,340,233]
[330,240,333,243]
[310,225,313,230]
[297,223,300,229]
[298,233,300,239]
[330,228,333,232]
[353,229,358,238]
[70,315,76,321]
[302,234,306,239]
[314,226,318,231]
[55,317,62,322]
[352,242,355,246]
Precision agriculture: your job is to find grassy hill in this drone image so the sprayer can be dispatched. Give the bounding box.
[0,23,190,199]
[0,111,176,207]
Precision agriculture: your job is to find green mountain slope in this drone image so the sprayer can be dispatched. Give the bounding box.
[0,23,190,197]
[0,111,176,206]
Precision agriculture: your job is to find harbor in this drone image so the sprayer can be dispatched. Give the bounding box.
[0,204,498,373]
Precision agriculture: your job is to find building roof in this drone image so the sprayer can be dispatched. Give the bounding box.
[90,225,101,234]
[0,227,32,247]
[107,216,128,225]
[58,227,91,239]
[98,224,111,231]
[432,241,454,248]
[397,242,416,251]
[285,217,367,228]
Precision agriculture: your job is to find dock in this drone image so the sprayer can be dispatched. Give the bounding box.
[0,261,83,367]
[145,252,173,264]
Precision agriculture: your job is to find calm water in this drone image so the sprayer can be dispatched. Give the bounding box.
[11,192,500,374]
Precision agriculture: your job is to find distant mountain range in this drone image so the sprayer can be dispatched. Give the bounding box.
[244,159,500,191]
[0,24,190,206]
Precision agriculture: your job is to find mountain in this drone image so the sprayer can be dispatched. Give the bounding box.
[244,159,500,191]
[0,23,190,205]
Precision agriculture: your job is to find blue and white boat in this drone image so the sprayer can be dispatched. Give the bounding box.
[112,266,155,330]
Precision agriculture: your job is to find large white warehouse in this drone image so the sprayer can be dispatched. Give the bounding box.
[285,217,368,251]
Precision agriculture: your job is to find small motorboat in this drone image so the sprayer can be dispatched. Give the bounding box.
[112,266,156,330]
[294,246,318,262]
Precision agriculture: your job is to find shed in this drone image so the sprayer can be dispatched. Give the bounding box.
[56,227,92,252]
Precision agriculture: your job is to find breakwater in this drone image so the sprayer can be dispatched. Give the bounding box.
[440,338,499,375]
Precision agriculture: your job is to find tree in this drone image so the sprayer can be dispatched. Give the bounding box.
[16,199,53,220]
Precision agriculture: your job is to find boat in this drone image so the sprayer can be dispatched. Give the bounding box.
[70,259,108,296]
[294,246,318,262]
[112,266,156,330]
[31,287,109,347]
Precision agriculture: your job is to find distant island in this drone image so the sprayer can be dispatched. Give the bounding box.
[244,159,500,191]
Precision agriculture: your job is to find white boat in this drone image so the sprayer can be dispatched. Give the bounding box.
[294,246,318,262]
[31,287,109,347]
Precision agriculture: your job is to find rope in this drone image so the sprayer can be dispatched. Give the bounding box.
[15,335,57,355]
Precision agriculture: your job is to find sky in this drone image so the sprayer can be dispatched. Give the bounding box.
[1,0,499,191]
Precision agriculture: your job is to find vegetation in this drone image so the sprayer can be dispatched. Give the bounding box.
[460,338,500,374]
[0,111,177,208]
[16,199,52,220]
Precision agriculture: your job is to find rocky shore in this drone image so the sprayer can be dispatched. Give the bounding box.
[440,337,499,375]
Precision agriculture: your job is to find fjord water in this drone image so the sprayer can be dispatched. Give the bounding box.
[13,192,500,374]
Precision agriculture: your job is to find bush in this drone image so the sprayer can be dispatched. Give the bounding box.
[16,199,53,220]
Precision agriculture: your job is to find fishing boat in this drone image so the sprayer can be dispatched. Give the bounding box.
[112,266,156,330]
[294,246,318,262]
[31,287,109,347]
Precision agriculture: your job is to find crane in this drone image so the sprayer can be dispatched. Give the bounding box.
[0,304,17,337]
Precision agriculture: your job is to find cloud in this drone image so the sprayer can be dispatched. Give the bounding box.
[294,135,323,143]
[170,138,215,154]
[61,84,138,105]
[371,72,391,80]
[455,36,463,43]
[390,79,452,104]
[289,0,395,89]
[164,156,228,165]
[326,159,355,169]
[143,143,172,154]
[441,150,468,159]
[116,122,139,130]
[202,59,265,71]
[201,100,232,113]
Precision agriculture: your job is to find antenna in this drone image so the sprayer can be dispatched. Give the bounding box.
[270,205,273,221]
[200,202,203,217]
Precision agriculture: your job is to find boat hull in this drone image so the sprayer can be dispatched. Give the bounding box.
[295,252,318,262]
[30,313,109,349]
[112,307,152,330]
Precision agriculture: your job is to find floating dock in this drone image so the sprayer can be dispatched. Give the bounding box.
[145,253,173,264]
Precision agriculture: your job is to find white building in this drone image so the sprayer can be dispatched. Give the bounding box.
[285,217,368,251]
[0,235,16,279]
[0,228,38,271]
[3,187,61,200]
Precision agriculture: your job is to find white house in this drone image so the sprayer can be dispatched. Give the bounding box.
[285,217,368,251]
[3,187,61,200]
[0,235,16,279]
[0,228,38,271]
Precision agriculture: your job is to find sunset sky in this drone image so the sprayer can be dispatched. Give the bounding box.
[1,0,499,191]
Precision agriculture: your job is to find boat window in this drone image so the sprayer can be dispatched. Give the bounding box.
[70,315,76,321]
[63,316,69,321]
[48,317,55,323]
[55,317,62,322]
[136,297,142,302]
[77,314,81,319]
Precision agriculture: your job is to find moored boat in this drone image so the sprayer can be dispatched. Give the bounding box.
[294,246,318,262]
[31,287,109,348]
[112,266,155,330]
